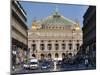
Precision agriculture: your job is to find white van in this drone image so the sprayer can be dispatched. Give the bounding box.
[28,58,39,69]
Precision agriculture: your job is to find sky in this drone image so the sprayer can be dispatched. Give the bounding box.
[19,1,89,28]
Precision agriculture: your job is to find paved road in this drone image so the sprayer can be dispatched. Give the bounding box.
[59,63,96,71]
[11,60,54,74]
[12,66,55,74]
[11,62,96,74]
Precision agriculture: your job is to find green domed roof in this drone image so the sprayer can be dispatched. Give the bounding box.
[41,11,76,26]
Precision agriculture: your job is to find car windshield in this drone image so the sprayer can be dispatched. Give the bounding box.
[30,62,38,64]
[42,61,50,66]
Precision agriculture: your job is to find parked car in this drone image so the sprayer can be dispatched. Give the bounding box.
[23,58,39,70]
[29,58,39,69]
[41,61,51,69]
[23,62,30,69]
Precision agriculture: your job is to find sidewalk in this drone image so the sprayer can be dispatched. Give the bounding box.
[11,65,23,74]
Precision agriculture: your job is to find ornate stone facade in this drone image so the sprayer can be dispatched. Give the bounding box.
[28,9,82,61]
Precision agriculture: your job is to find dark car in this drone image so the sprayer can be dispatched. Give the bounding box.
[41,61,51,69]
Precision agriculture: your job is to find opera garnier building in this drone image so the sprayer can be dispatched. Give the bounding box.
[28,9,83,61]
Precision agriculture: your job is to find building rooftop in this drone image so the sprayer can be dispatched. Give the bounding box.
[41,10,76,26]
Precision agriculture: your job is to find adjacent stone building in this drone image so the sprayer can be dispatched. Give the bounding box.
[28,9,83,61]
[82,6,96,67]
[11,0,28,66]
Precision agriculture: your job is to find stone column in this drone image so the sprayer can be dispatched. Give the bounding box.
[72,40,75,56]
[65,40,68,51]
[36,40,40,59]
[52,40,55,51]
[52,40,55,60]
[28,40,33,58]
[59,41,62,51]
[45,40,48,51]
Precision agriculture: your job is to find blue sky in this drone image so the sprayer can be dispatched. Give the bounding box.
[20,1,89,28]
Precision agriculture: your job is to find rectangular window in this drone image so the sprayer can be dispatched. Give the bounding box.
[55,44,59,50]
[48,44,52,50]
[62,44,66,50]
[69,43,72,50]
[40,44,44,50]
[32,44,36,51]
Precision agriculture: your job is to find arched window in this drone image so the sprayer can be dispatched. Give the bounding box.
[68,53,72,58]
[55,53,59,58]
[41,54,44,60]
[62,53,65,59]
[69,53,72,56]
[32,54,36,57]
[48,53,52,59]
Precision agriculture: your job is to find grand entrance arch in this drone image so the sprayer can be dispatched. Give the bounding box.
[41,54,44,60]
[62,53,66,59]
[55,53,59,58]
[32,54,36,58]
[68,53,72,58]
[48,53,52,59]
